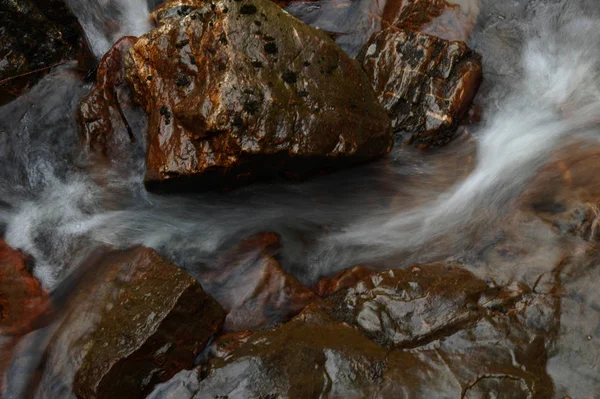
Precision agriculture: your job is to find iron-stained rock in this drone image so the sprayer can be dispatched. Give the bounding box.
[0,239,49,334]
[77,37,138,158]
[358,28,482,148]
[126,0,392,191]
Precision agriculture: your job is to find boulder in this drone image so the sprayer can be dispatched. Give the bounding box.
[0,239,49,334]
[0,0,86,105]
[42,247,224,399]
[126,0,392,191]
[358,28,482,148]
[77,37,138,159]
[198,232,318,331]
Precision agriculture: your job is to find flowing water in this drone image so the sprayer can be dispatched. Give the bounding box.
[1,0,600,397]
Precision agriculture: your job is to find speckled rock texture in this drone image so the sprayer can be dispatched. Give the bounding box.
[125,0,392,191]
[358,28,482,148]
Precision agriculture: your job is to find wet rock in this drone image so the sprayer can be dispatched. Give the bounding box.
[358,28,482,148]
[198,232,318,331]
[43,247,224,399]
[0,240,49,334]
[382,0,480,42]
[151,261,557,398]
[314,265,374,296]
[195,304,464,398]
[77,37,138,158]
[329,263,488,347]
[126,0,392,191]
[0,0,86,105]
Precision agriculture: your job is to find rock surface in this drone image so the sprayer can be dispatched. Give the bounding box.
[314,265,374,296]
[198,232,318,331]
[42,247,224,399]
[149,262,557,398]
[358,28,482,148]
[382,0,480,42]
[126,0,392,191]
[0,0,86,105]
[0,240,49,334]
[329,263,488,347]
[77,37,138,159]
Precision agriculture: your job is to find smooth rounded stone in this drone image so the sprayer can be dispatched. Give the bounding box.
[0,239,49,334]
[313,265,375,296]
[39,247,225,399]
[198,232,318,331]
[329,263,488,347]
[77,37,140,160]
[358,28,482,148]
[0,0,85,105]
[126,0,392,191]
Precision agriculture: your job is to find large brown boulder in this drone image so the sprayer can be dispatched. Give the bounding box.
[125,0,392,191]
[198,232,318,331]
[41,247,225,399]
[0,240,49,334]
[358,28,482,148]
[0,0,87,105]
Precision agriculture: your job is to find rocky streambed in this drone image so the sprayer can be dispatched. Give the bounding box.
[1,0,600,398]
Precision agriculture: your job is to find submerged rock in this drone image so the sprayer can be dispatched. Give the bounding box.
[0,240,49,334]
[358,28,482,148]
[126,0,392,191]
[77,37,138,159]
[43,247,224,399]
[198,233,317,331]
[0,0,86,105]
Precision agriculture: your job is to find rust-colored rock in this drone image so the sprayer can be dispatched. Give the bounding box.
[0,0,87,105]
[0,239,49,334]
[77,37,138,158]
[358,28,482,148]
[126,0,392,191]
[41,247,224,399]
[199,232,318,331]
[382,0,480,42]
[314,265,375,296]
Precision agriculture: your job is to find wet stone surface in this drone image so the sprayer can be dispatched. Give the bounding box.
[197,232,318,331]
[0,239,49,334]
[149,262,559,398]
[358,28,482,148]
[77,37,140,160]
[125,0,392,191]
[41,247,225,399]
